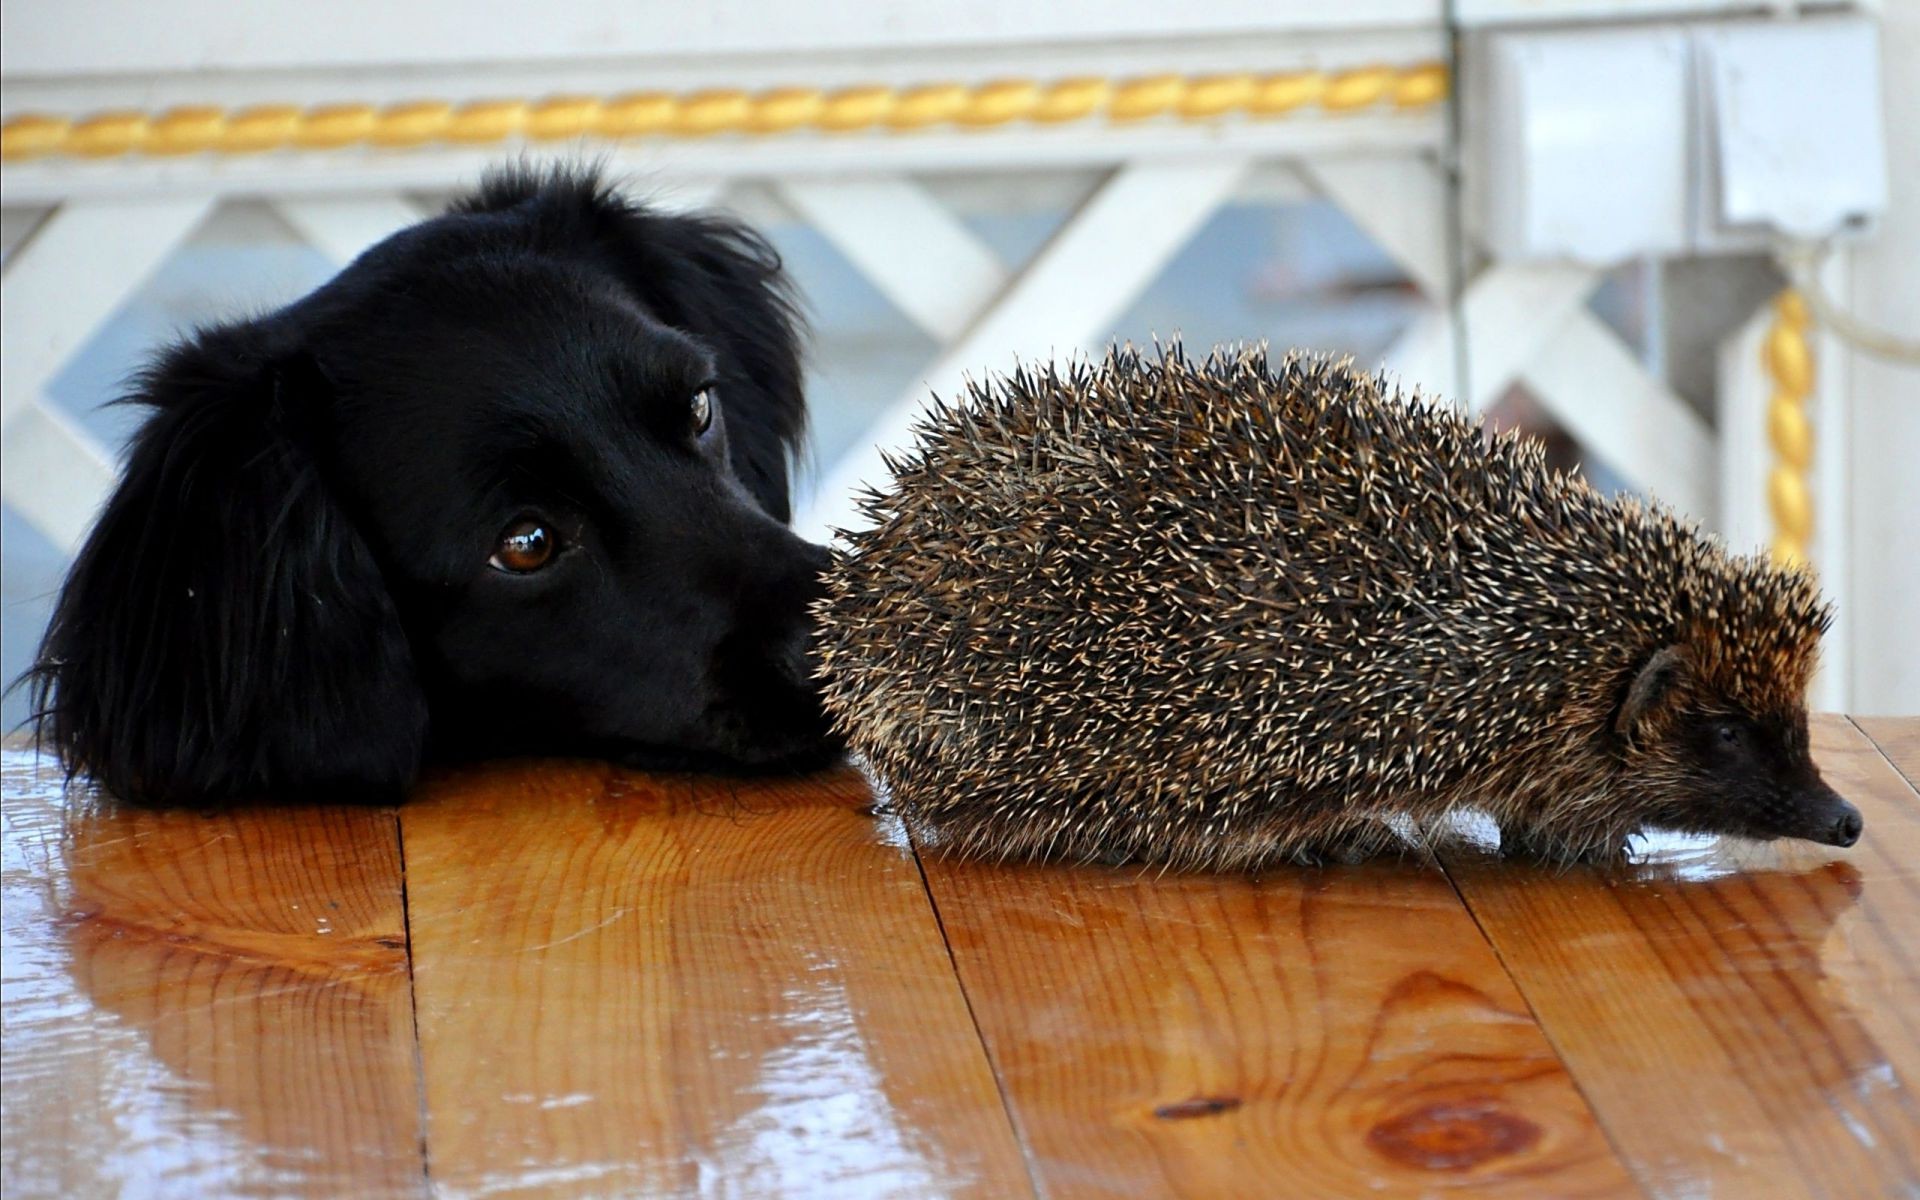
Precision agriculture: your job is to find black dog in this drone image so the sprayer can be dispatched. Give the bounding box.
[27,165,843,806]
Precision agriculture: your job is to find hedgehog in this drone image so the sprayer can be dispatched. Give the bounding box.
[812,343,1860,870]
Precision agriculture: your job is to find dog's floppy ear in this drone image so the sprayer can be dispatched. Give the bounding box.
[603,203,807,521]
[27,327,426,806]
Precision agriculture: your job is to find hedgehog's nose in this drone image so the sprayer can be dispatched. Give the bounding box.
[1830,805,1864,847]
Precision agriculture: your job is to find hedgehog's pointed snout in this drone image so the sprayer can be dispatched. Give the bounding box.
[1799,784,1863,848]
[1826,802,1864,848]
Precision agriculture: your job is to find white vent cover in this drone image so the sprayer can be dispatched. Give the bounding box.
[1694,16,1887,248]
[1468,15,1887,263]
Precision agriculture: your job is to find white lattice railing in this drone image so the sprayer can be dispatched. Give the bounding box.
[0,0,1865,707]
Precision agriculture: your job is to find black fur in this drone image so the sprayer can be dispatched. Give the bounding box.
[26,165,841,806]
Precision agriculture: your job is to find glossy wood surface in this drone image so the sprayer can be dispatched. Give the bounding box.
[1856,714,1920,790]
[0,747,424,1199]
[921,855,1637,1198]
[398,760,1030,1198]
[4,718,1917,1198]
[1442,715,1920,1199]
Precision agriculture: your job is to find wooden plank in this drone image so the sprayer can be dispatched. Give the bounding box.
[1854,716,1920,793]
[1444,714,1920,1199]
[0,745,425,1199]
[399,759,1031,1198]
[922,852,1638,1197]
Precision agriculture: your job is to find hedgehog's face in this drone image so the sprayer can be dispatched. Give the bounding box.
[1660,709,1860,846]
[1617,646,1861,848]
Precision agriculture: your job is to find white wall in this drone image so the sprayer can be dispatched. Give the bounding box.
[1846,0,1920,715]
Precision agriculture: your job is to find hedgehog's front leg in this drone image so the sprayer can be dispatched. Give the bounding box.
[1285,820,1397,866]
[1497,818,1635,865]
[1226,809,1399,868]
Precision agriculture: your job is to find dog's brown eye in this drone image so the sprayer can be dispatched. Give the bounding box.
[690,388,714,435]
[490,519,554,573]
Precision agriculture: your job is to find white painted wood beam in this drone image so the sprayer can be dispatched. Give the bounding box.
[0,402,116,553]
[273,195,437,269]
[795,157,1247,541]
[1,196,216,431]
[0,207,54,265]
[0,116,1439,208]
[776,176,1008,342]
[1811,249,1853,713]
[1319,155,1711,519]
[1381,262,1599,412]
[1301,154,1452,298]
[1715,301,1773,558]
[1522,311,1714,520]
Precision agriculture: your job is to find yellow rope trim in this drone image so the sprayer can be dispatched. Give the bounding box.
[1763,289,1815,566]
[1,63,1446,162]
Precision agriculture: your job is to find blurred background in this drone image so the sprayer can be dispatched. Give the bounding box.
[3,0,1915,723]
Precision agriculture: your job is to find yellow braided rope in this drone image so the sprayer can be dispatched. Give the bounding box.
[1,63,1446,161]
[1763,290,1815,567]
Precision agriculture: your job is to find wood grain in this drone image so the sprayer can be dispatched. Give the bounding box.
[1444,714,1920,1199]
[0,746,424,1199]
[9,720,1915,1196]
[398,759,1031,1198]
[920,850,1637,1198]
[1856,716,1920,793]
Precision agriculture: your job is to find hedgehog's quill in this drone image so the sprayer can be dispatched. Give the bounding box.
[813,344,1858,870]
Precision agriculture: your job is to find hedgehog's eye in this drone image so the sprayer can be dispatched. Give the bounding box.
[1717,721,1741,746]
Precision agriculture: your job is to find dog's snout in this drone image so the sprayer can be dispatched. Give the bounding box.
[782,538,833,676]
[771,532,833,599]
[798,538,832,576]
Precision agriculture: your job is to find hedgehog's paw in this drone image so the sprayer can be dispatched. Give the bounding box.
[1282,845,1340,867]
[1084,843,1140,869]
[1286,843,1375,868]
[1280,821,1395,867]
[1499,822,1630,865]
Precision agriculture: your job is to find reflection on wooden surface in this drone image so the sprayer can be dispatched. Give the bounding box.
[398,760,1028,1198]
[2,717,1916,1198]
[1444,716,1920,1199]
[1856,715,1920,790]
[922,852,1634,1197]
[0,748,422,1199]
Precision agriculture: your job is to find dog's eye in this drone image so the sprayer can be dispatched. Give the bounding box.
[690,388,714,436]
[489,519,555,573]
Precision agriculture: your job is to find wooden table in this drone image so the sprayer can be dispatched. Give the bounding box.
[3,715,1915,1198]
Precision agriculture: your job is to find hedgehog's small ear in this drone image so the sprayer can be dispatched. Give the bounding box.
[1616,645,1688,740]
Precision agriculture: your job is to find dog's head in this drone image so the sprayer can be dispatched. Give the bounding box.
[29,167,841,806]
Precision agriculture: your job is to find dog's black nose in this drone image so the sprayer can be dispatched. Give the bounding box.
[1830,806,1863,847]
